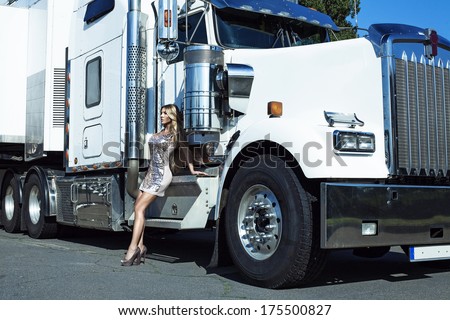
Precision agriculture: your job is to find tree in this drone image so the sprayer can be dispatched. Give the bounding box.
[298,0,361,40]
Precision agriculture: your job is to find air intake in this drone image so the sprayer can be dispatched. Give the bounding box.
[395,52,450,177]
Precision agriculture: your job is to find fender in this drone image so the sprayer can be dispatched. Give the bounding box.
[215,116,388,219]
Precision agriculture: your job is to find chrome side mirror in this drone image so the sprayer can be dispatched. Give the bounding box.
[157,0,179,61]
[157,42,179,61]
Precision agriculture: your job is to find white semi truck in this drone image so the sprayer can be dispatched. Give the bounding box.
[1,0,450,288]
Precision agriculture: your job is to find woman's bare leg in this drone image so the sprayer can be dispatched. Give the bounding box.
[124,191,157,260]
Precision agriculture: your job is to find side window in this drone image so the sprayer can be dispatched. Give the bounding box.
[85,57,102,108]
[84,0,115,24]
[170,11,208,64]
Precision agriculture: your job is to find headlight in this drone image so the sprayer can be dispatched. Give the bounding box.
[334,131,375,152]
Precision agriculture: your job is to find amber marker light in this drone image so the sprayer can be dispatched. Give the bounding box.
[164,10,172,27]
[268,101,283,117]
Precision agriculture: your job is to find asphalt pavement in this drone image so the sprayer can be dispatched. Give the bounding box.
[2,226,450,300]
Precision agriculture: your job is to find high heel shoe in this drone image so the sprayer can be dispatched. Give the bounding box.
[140,245,147,264]
[121,247,141,266]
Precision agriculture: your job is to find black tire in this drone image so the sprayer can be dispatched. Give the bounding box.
[1,173,22,233]
[22,173,57,239]
[225,154,326,288]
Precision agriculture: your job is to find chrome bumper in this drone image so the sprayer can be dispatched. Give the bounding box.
[321,182,450,249]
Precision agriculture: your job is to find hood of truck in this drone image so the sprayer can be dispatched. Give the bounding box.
[207,0,339,31]
[221,37,387,179]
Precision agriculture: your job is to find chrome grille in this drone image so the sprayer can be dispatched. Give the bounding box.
[56,180,75,223]
[395,52,450,176]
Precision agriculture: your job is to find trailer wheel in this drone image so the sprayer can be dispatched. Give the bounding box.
[1,173,21,233]
[23,174,57,239]
[225,154,325,288]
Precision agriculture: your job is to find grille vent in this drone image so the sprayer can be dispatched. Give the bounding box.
[53,68,66,128]
[395,52,450,176]
[56,180,74,223]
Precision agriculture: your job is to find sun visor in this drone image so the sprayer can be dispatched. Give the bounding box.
[207,0,339,31]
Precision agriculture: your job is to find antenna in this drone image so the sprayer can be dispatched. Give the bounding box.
[185,0,188,43]
[354,0,358,30]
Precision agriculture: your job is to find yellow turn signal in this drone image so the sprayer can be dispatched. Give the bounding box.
[267,101,283,117]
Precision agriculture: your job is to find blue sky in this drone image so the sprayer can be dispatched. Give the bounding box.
[353,0,450,40]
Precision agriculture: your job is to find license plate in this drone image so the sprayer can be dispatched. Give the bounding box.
[409,245,450,262]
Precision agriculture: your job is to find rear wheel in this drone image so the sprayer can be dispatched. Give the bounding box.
[23,173,57,239]
[1,173,21,233]
[225,154,326,288]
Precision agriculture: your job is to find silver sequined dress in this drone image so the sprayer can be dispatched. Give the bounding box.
[139,132,175,197]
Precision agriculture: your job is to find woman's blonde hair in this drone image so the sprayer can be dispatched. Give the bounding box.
[161,104,183,144]
[161,104,188,173]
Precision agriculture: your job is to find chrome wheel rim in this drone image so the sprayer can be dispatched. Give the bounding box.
[237,184,282,261]
[4,185,15,221]
[29,185,41,225]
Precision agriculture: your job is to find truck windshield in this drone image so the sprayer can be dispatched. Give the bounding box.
[213,8,327,49]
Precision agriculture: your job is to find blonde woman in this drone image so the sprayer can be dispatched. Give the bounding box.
[121,104,206,266]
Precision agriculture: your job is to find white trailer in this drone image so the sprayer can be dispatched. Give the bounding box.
[2,0,450,288]
[0,5,27,147]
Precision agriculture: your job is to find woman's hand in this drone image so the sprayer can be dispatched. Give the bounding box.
[191,170,208,176]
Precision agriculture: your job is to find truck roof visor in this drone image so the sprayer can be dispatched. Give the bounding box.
[207,0,339,31]
[84,0,115,24]
[367,23,450,47]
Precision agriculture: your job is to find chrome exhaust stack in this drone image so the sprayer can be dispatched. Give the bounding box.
[126,0,147,160]
[126,0,147,198]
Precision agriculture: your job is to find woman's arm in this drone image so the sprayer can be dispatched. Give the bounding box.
[179,144,208,176]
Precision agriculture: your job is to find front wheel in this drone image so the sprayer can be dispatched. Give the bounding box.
[225,155,326,288]
[22,173,57,239]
